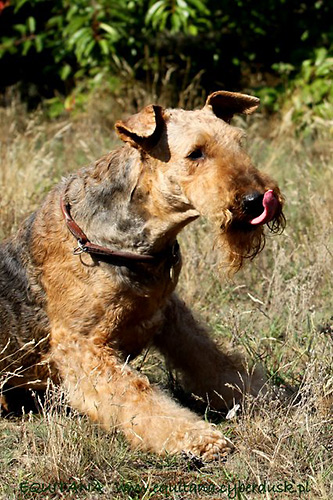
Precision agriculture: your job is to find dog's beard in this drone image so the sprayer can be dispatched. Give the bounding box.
[216,225,265,272]
[215,209,286,272]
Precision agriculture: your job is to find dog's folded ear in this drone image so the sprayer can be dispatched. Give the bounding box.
[205,91,260,124]
[115,105,165,150]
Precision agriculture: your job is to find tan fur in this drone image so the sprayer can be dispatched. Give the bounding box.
[0,91,284,461]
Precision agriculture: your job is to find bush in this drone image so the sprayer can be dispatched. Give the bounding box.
[0,0,332,114]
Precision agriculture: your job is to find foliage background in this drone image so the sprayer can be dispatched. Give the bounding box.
[0,0,332,120]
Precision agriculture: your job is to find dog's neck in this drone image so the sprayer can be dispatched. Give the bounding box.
[64,146,198,256]
[61,193,181,275]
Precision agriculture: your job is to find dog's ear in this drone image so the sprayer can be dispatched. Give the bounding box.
[115,105,164,150]
[205,91,260,123]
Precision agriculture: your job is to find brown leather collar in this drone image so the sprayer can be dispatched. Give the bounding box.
[60,197,180,268]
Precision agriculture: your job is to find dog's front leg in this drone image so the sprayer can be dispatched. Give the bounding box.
[154,294,266,410]
[50,328,232,460]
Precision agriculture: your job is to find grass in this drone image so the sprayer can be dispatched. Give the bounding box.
[0,95,332,499]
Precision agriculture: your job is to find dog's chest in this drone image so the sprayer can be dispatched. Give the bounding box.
[111,308,164,359]
[94,289,165,358]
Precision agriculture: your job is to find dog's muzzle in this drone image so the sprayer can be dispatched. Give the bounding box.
[242,190,279,225]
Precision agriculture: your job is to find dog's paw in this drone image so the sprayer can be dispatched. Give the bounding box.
[178,424,234,461]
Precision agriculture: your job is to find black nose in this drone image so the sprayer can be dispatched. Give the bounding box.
[242,191,264,218]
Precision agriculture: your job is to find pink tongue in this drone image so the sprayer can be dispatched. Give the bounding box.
[249,190,278,225]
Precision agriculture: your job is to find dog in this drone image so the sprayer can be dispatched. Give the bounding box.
[0,91,284,460]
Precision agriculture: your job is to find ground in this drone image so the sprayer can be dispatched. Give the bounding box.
[0,96,332,499]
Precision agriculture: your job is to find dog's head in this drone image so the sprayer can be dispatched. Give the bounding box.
[115,91,285,270]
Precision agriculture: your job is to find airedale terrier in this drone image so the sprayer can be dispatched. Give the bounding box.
[0,91,284,460]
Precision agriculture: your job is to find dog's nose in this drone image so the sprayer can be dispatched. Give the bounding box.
[242,191,264,218]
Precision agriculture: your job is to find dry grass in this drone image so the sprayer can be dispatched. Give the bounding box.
[0,96,332,499]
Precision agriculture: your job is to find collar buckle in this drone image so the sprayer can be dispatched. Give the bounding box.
[73,239,86,255]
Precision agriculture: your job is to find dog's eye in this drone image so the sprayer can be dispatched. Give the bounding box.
[187,148,205,160]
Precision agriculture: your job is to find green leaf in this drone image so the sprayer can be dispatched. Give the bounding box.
[315,47,327,67]
[0,37,18,54]
[14,24,27,36]
[14,0,30,14]
[99,23,118,37]
[84,39,96,57]
[188,0,210,15]
[170,12,183,32]
[99,39,110,56]
[68,27,91,47]
[146,1,166,24]
[300,60,313,83]
[22,39,32,56]
[177,0,188,9]
[150,5,169,29]
[60,64,72,81]
[35,35,43,53]
[27,17,36,34]
[301,30,309,42]
[315,59,333,77]
[46,16,64,29]
[46,97,66,119]
[157,11,169,31]
[65,16,89,34]
[188,24,198,35]
[74,68,86,79]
